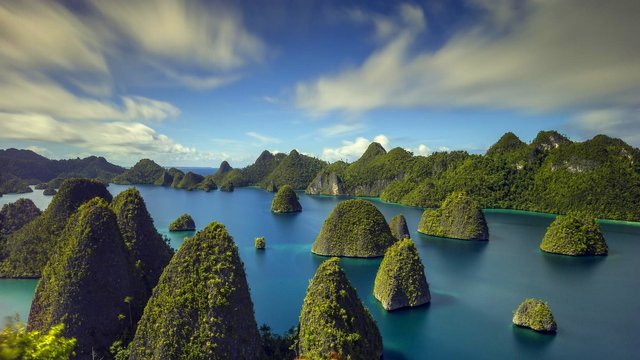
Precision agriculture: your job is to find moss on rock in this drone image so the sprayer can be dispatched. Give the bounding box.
[220,181,234,192]
[255,237,266,249]
[168,214,195,232]
[271,185,302,213]
[540,212,607,256]
[312,199,396,258]
[512,298,557,332]
[0,199,41,237]
[417,191,489,241]
[374,239,430,311]
[128,221,260,359]
[298,258,383,359]
[389,214,410,240]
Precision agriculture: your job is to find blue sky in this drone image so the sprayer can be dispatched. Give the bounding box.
[0,0,638,166]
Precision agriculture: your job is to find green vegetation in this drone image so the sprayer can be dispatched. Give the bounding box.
[0,173,31,195]
[0,199,40,238]
[540,212,608,256]
[168,214,195,232]
[28,198,147,359]
[255,237,266,249]
[258,325,297,360]
[197,175,218,192]
[486,132,527,157]
[0,179,112,277]
[305,161,348,195]
[0,319,76,359]
[263,150,326,190]
[312,199,397,257]
[220,181,235,192]
[389,214,410,240]
[210,161,234,185]
[374,238,430,311]
[298,257,383,359]
[113,159,165,185]
[418,191,489,241]
[128,221,260,359]
[174,171,204,191]
[271,185,302,213]
[512,298,557,332]
[42,187,56,196]
[243,151,285,186]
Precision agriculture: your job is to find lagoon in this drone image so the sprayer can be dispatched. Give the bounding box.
[1,185,639,359]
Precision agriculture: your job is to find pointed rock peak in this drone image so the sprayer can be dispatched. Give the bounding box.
[359,142,387,161]
[271,184,302,213]
[217,160,233,174]
[133,158,162,169]
[0,198,41,236]
[289,149,301,157]
[256,150,274,163]
[531,130,571,151]
[46,178,112,225]
[389,214,410,240]
[486,132,526,156]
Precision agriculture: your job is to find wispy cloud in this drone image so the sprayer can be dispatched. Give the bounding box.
[571,108,640,146]
[320,122,366,137]
[246,131,282,144]
[322,134,389,162]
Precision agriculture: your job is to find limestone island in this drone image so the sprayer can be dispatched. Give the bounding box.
[220,181,234,192]
[512,298,558,333]
[312,199,397,257]
[298,257,383,359]
[540,212,608,256]
[271,184,302,213]
[169,213,196,232]
[417,191,489,241]
[389,214,410,240]
[255,236,266,249]
[374,238,431,311]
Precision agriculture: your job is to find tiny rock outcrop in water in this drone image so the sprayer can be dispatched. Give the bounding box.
[168,213,196,232]
[512,298,558,332]
[271,184,302,213]
[540,212,608,256]
[417,191,489,241]
[389,214,410,240]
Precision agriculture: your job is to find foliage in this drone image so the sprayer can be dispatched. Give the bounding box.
[243,151,286,186]
[417,191,489,240]
[128,221,260,359]
[298,258,382,360]
[263,150,326,190]
[197,175,218,192]
[255,237,266,249]
[540,212,608,256]
[512,298,557,332]
[168,213,195,232]
[374,238,430,310]
[112,159,165,185]
[259,324,297,360]
[0,173,31,195]
[312,199,397,257]
[485,132,527,158]
[220,181,235,192]
[271,185,302,213]
[0,319,76,360]
[388,214,410,240]
[0,199,40,237]
[175,171,204,191]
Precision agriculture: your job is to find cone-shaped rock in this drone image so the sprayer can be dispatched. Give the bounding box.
[28,198,146,359]
[374,239,430,311]
[512,298,557,332]
[168,213,195,232]
[298,258,383,359]
[540,212,607,256]
[418,191,489,241]
[389,214,410,240]
[0,198,41,237]
[271,184,302,213]
[111,188,173,295]
[128,222,260,359]
[312,199,396,257]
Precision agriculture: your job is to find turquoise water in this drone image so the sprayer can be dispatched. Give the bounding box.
[2,185,640,359]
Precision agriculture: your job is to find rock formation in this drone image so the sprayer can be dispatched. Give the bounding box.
[271,185,302,213]
[540,212,608,256]
[512,298,557,332]
[417,191,489,241]
[168,214,195,232]
[389,214,410,240]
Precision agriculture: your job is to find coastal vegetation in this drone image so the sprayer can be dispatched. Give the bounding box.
[255,237,266,249]
[0,319,76,359]
[168,214,195,232]
[0,199,40,238]
[312,199,397,257]
[512,298,557,332]
[540,212,608,256]
[271,185,302,213]
[418,191,489,241]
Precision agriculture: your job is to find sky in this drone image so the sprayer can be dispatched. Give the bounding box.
[0,0,638,167]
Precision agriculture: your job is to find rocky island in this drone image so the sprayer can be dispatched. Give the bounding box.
[418,191,489,241]
[374,238,431,311]
[255,236,266,249]
[271,184,302,213]
[540,212,608,256]
[512,298,557,332]
[312,199,397,257]
[298,257,383,359]
[168,213,196,232]
[389,214,410,240]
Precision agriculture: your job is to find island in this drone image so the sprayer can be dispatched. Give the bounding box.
[374,238,431,311]
[540,212,608,256]
[298,257,383,359]
[168,214,196,232]
[0,198,41,237]
[271,184,302,213]
[417,191,489,241]
[512,298,558,332]
[312,199,397,257]
[220,181,234,192]
[389,214,410,240]
[255,236,266,249]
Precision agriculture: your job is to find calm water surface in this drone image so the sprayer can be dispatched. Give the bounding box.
[1,185,639,359]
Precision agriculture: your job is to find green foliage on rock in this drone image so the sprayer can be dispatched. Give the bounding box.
[0,319,76,360]
[389,214,410,240]
[540,212,608,256]
[512,298,557,332]
[0,173,31,195]
[374,239,430,311]
[255,237,266,250]
[0,199,40,238]
[175,171,204,191]
[298,258,383,359]
[211,161,234,185]
[258,325,297,360]
[418,191,489,240]
[197,175,218,192]
[113,159,165,185]
[243,151,285,186]
[128,221,260,359]
[271,185,302,213]
[220,181,235,192]
[168,214,195,232]
[486,132,527,157]
[263,150,326,190]
[312,199,396,258]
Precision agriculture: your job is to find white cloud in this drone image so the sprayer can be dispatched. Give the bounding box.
[296,1,640,115]
[320,122,366,137]
[246,132,282,144]
[571,108,640,146]
[322,134,389,162]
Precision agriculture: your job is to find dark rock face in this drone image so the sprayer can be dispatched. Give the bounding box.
[374,239,430,311]
[418,191,489,241]
[217,160,233,175]
[28,198,147,359]
[512,298,557,332]
[220,181,234,192]
[128,222,260,359]
[113,159,165,185]
[312,199,397,258]
[540,212,608,256]
[305,171,346,195]
[389,214,410,240]
[298,258,383,359]
[168,214,195,232]
[271,185,302,213]
[0,199,41,237]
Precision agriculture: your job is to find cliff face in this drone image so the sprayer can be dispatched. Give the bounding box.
[389,214,410,241]
[298,258,383,359]
[540,212,607,256]
[128,222,260,359]
[305,171,346,195]
[418,191,489,241]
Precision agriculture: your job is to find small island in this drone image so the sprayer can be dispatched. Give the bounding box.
[312,199,397,257]
[255,236,266,249]
[298,257,383,359]
[512,298,558,332]
[271,184,302,213]
[374,238,431,311]
[389,214,410,240]
[43,187,57,196]
[168,214,196,232]
[417,191,489,241]
[540,212,608,256]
